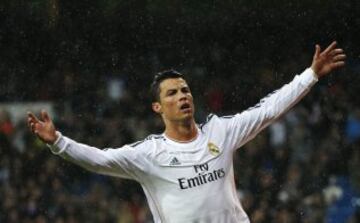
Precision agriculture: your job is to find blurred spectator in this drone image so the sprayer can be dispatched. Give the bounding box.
[0,109,14,136]
[345,109,360,143]
[0,1,359,221]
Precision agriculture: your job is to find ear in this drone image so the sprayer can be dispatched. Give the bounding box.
[152,102,162,114]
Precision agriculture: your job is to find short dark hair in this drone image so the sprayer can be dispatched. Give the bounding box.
[150,70,184,102]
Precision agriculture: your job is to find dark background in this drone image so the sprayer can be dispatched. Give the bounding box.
[1,1,360,222]
[1,0,359,105]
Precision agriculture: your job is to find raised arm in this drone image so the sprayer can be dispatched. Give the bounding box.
[27,111,142,180]
[224,41,345,150]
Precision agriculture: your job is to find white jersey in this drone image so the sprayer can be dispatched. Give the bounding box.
[48,68,318,223]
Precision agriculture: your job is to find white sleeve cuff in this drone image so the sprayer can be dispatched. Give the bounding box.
[47,131,68,154]
[300,67,318,86]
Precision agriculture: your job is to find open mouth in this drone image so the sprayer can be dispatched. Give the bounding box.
[180,103,191,111]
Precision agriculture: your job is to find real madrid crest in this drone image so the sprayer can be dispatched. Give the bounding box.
[208,142,220,156]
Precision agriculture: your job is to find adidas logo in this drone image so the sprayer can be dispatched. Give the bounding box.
[170,157,181,165]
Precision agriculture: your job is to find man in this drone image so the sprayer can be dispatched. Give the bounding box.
[28,41,345,223]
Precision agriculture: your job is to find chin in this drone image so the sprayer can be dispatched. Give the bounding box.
[181,114,194,122]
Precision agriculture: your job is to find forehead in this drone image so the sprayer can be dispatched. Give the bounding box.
[159,78,189,92]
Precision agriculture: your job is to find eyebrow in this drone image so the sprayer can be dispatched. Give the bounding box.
[161,81,189,95]
[166,85,189,91]
[165,88,177,94]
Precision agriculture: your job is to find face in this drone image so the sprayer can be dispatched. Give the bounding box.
[152,78,195,123]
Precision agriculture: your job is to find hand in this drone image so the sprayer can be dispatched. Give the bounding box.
[311,41,346,78]
[27,110,58,144]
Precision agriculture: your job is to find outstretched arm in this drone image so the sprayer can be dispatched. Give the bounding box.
[27,111,142,180]
[224,41,345,150]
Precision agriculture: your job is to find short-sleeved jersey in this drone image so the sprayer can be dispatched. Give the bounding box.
[48,68,318,223]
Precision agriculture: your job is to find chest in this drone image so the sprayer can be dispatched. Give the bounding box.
[145,140,233,190]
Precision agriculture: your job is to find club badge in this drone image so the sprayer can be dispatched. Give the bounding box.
[208,142,220,156]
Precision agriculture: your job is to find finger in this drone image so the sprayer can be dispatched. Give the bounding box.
[30,122,38,134]
[27,117,33,129]
[27,111,40,124]
[41,110,51,123]
[333,54,346,62]
[323,41,337,54]
[314,44,321,58]
[331,61,345,69]
[330,48,344,56]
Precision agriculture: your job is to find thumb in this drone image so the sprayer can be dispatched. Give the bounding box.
[314,44,321,58]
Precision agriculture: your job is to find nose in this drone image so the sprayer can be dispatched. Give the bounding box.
[179,91,189,101]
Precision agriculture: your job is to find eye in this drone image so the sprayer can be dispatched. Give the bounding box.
[182,87,190,93]
[167,89,177,96]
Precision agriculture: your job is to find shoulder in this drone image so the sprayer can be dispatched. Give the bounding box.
[199,113,239,124]
[127,134,165,149]
[198,113,217,130]
[199,113,236,131]
[199,113,239,132]
[112,134,165,160]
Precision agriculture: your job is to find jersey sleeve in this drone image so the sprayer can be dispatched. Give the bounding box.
[47,132,146,181]
[223,68,318,151]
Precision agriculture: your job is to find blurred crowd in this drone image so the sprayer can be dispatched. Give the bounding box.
[1,51,360,223]
[1,1,360,222]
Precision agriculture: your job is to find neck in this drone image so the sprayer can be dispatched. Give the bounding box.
[164,119,198,142]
